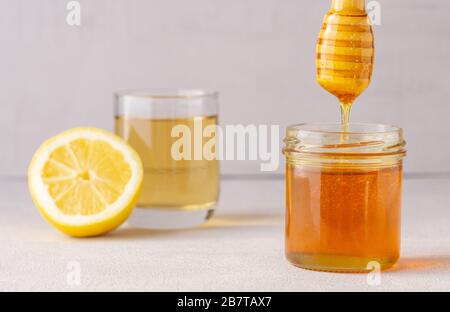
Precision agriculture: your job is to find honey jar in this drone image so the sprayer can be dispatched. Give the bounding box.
[283,123,406,272]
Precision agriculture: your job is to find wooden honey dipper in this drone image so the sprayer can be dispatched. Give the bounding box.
[316,0,374,127]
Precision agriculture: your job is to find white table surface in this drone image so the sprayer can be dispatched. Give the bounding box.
[0,176,449,292]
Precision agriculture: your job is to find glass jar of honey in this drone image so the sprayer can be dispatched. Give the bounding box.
[283,123,406,272]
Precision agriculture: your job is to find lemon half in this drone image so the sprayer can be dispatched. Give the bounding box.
[28,128,143,237]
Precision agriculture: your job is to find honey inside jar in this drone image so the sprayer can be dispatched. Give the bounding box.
[283,123,406,272]
[286,166,402,272]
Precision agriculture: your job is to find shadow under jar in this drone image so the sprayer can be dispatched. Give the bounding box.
[283,123,406,272]
[115,90,220,229]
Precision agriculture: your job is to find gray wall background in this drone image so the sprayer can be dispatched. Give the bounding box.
[1,0,449,176]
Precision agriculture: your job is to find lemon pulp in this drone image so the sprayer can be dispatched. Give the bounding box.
[28,128,143,237]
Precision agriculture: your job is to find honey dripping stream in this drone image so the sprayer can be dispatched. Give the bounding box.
[316,0,374,134]
[340,102,351,132]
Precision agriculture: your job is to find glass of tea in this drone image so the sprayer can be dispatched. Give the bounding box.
[114,90,220,229]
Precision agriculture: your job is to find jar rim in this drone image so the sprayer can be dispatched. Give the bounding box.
[286,122,402,136]
[284,122,406,162]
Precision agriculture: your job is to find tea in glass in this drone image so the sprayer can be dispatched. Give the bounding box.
[115,90,220,229]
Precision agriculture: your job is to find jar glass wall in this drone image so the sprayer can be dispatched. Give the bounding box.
[283,123,406,272]
[115,90,220,229]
